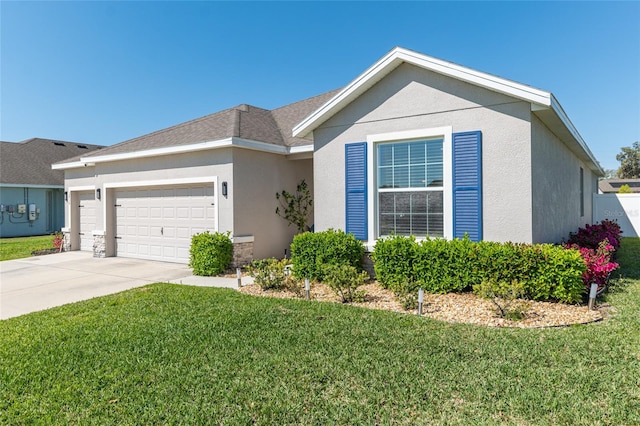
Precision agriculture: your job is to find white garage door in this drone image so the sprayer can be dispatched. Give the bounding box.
[115,185,216,263]
[78,191,96,252]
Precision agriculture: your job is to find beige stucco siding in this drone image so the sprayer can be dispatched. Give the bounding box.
[233,149,313,259]
[531,115,597,243]
[313,63,534,243]
[64,149,233,253]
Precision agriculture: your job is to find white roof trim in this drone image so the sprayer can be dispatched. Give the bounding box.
[51,161,86,170]
[53,138,313,169]
[293,47,551,139]
[549,94,603,175]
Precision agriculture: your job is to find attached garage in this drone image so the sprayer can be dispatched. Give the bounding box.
[78,191,96,252]
[114,184,216,263]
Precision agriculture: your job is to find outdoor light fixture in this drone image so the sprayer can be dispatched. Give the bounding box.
[64,191,68,202]
[222,181,228,197]
[96,188,101,200]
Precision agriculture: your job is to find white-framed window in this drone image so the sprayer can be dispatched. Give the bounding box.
[377,139,444,237]
[366,127,453,244]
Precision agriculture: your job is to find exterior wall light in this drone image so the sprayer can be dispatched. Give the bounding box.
[222,181,228,197]
[64,191,68,202]
[96,188,101,200]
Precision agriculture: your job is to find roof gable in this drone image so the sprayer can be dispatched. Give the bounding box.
[293,47,603,175]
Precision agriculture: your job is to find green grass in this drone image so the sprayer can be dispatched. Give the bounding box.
[0,235,56,261]
[1,240,639,425]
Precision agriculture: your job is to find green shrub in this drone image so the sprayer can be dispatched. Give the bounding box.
[322,264,368,303]
[371,235,416,292]
[248,258,291,290]
[473,279,530,321]
[372,236,586,303]
[290,229,365,281]
[189,231,233,276]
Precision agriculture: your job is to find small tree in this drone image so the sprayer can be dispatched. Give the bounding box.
[618,184,633,194]
[275,179,312,233]
[616,141,640,178]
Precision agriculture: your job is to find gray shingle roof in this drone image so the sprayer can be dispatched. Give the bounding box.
[599,179,640,193]
[77,89,342,160]
[0,138,103,185]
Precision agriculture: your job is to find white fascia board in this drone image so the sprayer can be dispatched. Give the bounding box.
[54,137,305,168]
[293,46,552,138]
[550,94,605,176]
[232,138,288,154]
[288,145,314,154]
[83,138,234,164]
[52,161,86,170]
[0,183,64,189]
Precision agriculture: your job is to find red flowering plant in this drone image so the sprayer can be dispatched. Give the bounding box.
[567,219,622,251]
[565,240,619,295]
[52,232,64,252]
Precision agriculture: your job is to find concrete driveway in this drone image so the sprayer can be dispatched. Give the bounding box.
[0,251,248,320]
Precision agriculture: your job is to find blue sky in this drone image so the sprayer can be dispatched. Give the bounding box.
[1,1,638,171]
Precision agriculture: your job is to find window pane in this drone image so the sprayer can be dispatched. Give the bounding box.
[426,140,443,163]
[393,166,409,188]
[379,214,395,236]
[379,192,395,214]
[412,214,428,235]
[378,145,393,167]
[409,142,425,164]
[378,168,393,189]
[410,165,426,187]
[426,164,443,187]
[396,214,411,235]
[427,214,444,237]
[394,144,408,165]
[426,192,443,214]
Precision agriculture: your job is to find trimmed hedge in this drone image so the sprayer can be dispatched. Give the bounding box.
[189,231,233,276]
[290,229,365,281]
[372,235,587,303]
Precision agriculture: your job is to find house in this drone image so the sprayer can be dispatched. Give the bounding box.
[53,91,339,264]
[598,179,640,194]
[294,47,604,247]
[0,138,103,238]
[56,47,604,265]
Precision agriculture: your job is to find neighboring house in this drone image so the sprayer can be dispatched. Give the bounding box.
[599,179,640,194]
[294,47,604,247]
[56,46,604,265]
[0,138,103,238]
[53,91,339,264]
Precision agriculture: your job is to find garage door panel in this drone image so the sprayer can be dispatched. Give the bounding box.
[115,184,216,263]
[78,192,96,252]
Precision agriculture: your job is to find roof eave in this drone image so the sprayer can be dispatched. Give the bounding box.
[52,138,314,169]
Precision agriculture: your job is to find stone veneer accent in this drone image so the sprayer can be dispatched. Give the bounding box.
[93,234,106,258]
[231,241,254,268]
[62,229,72,252]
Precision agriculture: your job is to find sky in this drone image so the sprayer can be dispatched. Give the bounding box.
[1,1,638,171]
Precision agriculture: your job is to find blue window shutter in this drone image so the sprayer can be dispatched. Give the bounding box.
[452,131,482,241]
[345,142,368,240]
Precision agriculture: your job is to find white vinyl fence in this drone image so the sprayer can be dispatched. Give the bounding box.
[593,194,640,238]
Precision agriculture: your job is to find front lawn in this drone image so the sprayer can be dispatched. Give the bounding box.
[1,239,639,424]
[0,235,56,261]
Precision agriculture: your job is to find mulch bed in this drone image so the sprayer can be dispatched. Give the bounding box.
[31,248,61,256]
[239,281,606,328]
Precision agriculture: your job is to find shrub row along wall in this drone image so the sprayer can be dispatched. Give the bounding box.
[372,235,587,303]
